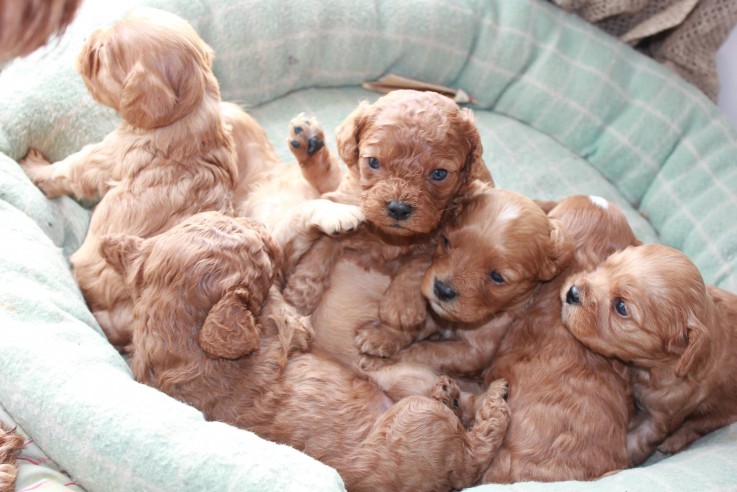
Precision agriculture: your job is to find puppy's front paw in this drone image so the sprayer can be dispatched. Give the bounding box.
[20,148,55,195]
[656,428,698,455]
[358,354,393,372]
[473,378,510,444]
[430,375,462,419]
[309,201,365,236]
[288,113,326,165]
[355,324,413,358]
[379,291,427,330]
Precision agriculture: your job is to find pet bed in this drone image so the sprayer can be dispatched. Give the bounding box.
[1,0,736,490]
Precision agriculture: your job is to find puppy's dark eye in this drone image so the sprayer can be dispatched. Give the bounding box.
[489,271,505,284]
[367,157,380,169]
[442,235,451,249]
[615,299,628,317]
[430,169,448,181]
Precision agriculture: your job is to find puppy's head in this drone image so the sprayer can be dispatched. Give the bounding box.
[76,7,216,129]
[335,90,492,237]
[561,244,713,376]
[100,211,282,360]
[548,195,641,271]
[421,187,573,324]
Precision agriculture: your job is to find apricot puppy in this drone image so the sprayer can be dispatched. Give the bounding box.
[562,243,737,465]
[20,8,239,352]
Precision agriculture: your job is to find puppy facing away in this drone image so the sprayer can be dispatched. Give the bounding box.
[561,243,737,466]
[0,422,24,492]
[20,8,239,352]
[0,0,81,62]
[285,89,493,368]
[101,211,511,492]
[355,186,573,376]
[480,195,639,483]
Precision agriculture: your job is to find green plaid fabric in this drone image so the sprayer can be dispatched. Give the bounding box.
[1,0,736,490]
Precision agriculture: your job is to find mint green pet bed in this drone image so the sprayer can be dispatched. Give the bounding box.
[1,0,736,490]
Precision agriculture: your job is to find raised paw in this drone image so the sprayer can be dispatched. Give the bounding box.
[358,354,393,372]
[308,200,365,236]
[288,113,326,164]
[430,375,462,419]
[355,324,413,358]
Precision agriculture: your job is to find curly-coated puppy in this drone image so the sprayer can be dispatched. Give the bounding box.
[20,8,239,352]
[0,422,24,492]
[355,186,573,375]
[101,211,511,492]
[562,243,737,466]
[0,0,81,62]
[479,195,639,483]
[286,90,493,367]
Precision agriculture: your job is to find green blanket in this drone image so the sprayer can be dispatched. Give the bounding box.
[1,0,736,490]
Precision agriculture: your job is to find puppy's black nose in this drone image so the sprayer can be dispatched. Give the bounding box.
[434,279,457,302]
[387,200,413,221]
[566,285,581,305]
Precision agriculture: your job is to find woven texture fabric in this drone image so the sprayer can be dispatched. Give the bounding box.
[0,0,736,490]
[551,0,737,101]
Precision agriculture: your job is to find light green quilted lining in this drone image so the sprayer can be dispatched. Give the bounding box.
[1,0,736,490]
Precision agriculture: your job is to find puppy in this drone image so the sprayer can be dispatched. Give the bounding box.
[561,243,737,466]
[285,90,493,368]
[480,195,638,483]
[356,186,573,376]
[20,8,239,352]
[102,211,511,492]
[0,0,81,62]
[0,422,24,492]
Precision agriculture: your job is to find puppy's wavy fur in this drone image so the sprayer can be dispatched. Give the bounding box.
[286,90,493,368]
[20,8,238,352]
[562,243,737,466]
[357,186,573,376]
[480,195,638,483]
[0,0,81,62]
[0,422,24,492]
[103,211,511,492]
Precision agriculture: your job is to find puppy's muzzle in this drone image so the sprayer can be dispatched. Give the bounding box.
[565,285,581,305]
[434,279,457,302]
[386,200,413,221]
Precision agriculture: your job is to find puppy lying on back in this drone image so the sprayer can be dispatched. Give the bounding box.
[285,90,493,368]
[102,211,511,492]
[562,243,737,466]
[20,8,238,353]
[356,186,572,375]
[480,195,638,483]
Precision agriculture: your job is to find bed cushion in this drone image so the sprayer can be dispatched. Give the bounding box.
[1,0,735,490]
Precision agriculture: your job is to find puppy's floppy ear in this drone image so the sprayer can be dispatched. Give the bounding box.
[673,313,710,377]
[199,287,261,359]
[120,61,178,129]
[99,233,144,277]
[458,108,494,187]
[335,100,371,171]
[538,218,574,281]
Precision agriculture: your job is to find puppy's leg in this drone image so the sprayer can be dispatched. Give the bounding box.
[657,415,736,455]
[20,143,116,199]
[378,255,432,330]
[626,407,688,466]
[262,286,314,359]
[283,237,341,315]
[287,113,342,194]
